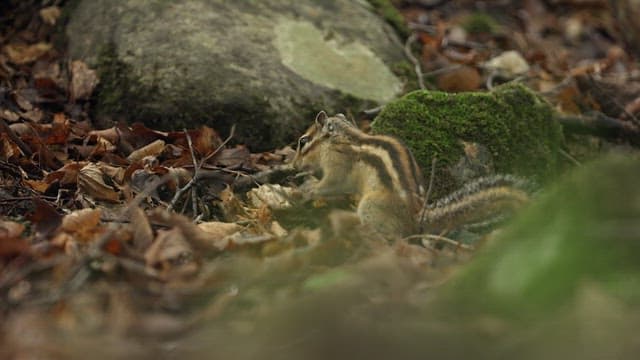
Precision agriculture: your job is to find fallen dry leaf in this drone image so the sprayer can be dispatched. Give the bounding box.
[270,221,288,237]
[98,163,126,184]
[0,221,28,256]
[77,162,120,202]
[0,133,23,160]
[45,161,85,186]
[60,208,103,242]
[144,227,198,279]
[483,50,530,78]
[197,221,243,239]
[169,126,221,158]
[0,220,26,239]
[437,65,482,92]
[39,6,61,25]
[9,123,36,137]
[4,42,53,65]
[216,145,250,168]
[87,126,120,145]
[130,207,153,250]
[247,184,294,210]
[1,109,20,122]
[23,179,50,193]
[148,209,228,251]
[28,198,62,239]
[70,60,99,102]
[127,139,165,163]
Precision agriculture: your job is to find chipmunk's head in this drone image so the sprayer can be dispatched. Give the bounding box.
[292,111,355,170]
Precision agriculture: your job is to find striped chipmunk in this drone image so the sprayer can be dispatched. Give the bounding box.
[292,111,531,238]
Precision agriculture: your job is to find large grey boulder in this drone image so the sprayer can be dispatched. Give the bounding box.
[65,0,406,150]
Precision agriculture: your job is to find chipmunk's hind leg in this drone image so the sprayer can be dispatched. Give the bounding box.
[357,192,417,239]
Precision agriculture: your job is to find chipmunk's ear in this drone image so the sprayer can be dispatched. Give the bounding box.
[315,111,328,126]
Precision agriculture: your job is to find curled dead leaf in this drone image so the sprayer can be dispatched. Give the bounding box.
[148,209,229,251]
[127,139,165,163]
[247,184,294,210]
[4,42,52,65]
[87,126,120,145]
[98,163,126,185]
[45,161,85,186]
[1,109,20,122]
[39,6,61,25]
[78,162,120,202]
[197,221,243,239]
[0,134,23,160]
[61,208,102,242]
[145,227,198,279]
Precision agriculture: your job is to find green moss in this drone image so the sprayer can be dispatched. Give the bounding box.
[371,83,563,194]
[437,156,640,320]
[94,43,152,121]
[365,0,409,38]
[462,12,501,35]
[390,60,420,93]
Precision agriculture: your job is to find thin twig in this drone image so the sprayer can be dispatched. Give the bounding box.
[418,157,437,231]
[556,112,640,146]
[421,64,462,78]
[231,164,298,193]
[486,70,496,90]
[407,22,437,34]
[362,105,384,117]
[403,234,475,251]
[168,130,199,212]
[559,148,582,166]
[538,75,574,95]
[404,33,426,90]
[424,234,475,251]
[167,125,236,212]
[201,124,236,165]
[0,118,32,157]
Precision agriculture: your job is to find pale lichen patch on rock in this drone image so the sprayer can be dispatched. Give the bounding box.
[274,19,402,103]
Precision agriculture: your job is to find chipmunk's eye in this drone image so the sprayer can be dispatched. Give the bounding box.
[327,123,335,132]
[299,135,310,147]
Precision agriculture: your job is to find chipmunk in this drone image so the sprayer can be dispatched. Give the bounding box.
[292,111,531,238]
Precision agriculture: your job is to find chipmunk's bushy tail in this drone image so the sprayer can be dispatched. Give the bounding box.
[420,174,536,234]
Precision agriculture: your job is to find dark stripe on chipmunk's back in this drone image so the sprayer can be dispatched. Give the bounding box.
[358,152,393,190]
[333,140,394,190]
[342,125,421,195]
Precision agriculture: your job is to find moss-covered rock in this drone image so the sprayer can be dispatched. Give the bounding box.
[371,83,563,194]
[438,155,640,320]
